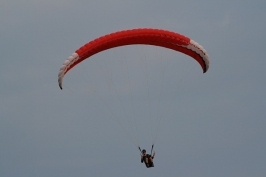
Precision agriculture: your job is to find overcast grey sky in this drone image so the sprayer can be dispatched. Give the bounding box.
[1,1,266,177]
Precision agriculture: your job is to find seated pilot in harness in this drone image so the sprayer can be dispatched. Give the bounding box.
[141,149,155,168]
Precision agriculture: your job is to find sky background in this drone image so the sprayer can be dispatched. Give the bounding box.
[1,1,266,177]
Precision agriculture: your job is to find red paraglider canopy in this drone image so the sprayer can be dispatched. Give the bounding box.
[58,28,209,89]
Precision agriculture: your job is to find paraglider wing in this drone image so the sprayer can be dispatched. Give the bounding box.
[58,28,209,89]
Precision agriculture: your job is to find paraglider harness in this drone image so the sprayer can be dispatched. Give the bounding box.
[139,144,154,168]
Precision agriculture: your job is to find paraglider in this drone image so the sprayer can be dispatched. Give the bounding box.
[58,28,209,167]
[141,149,155,168]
